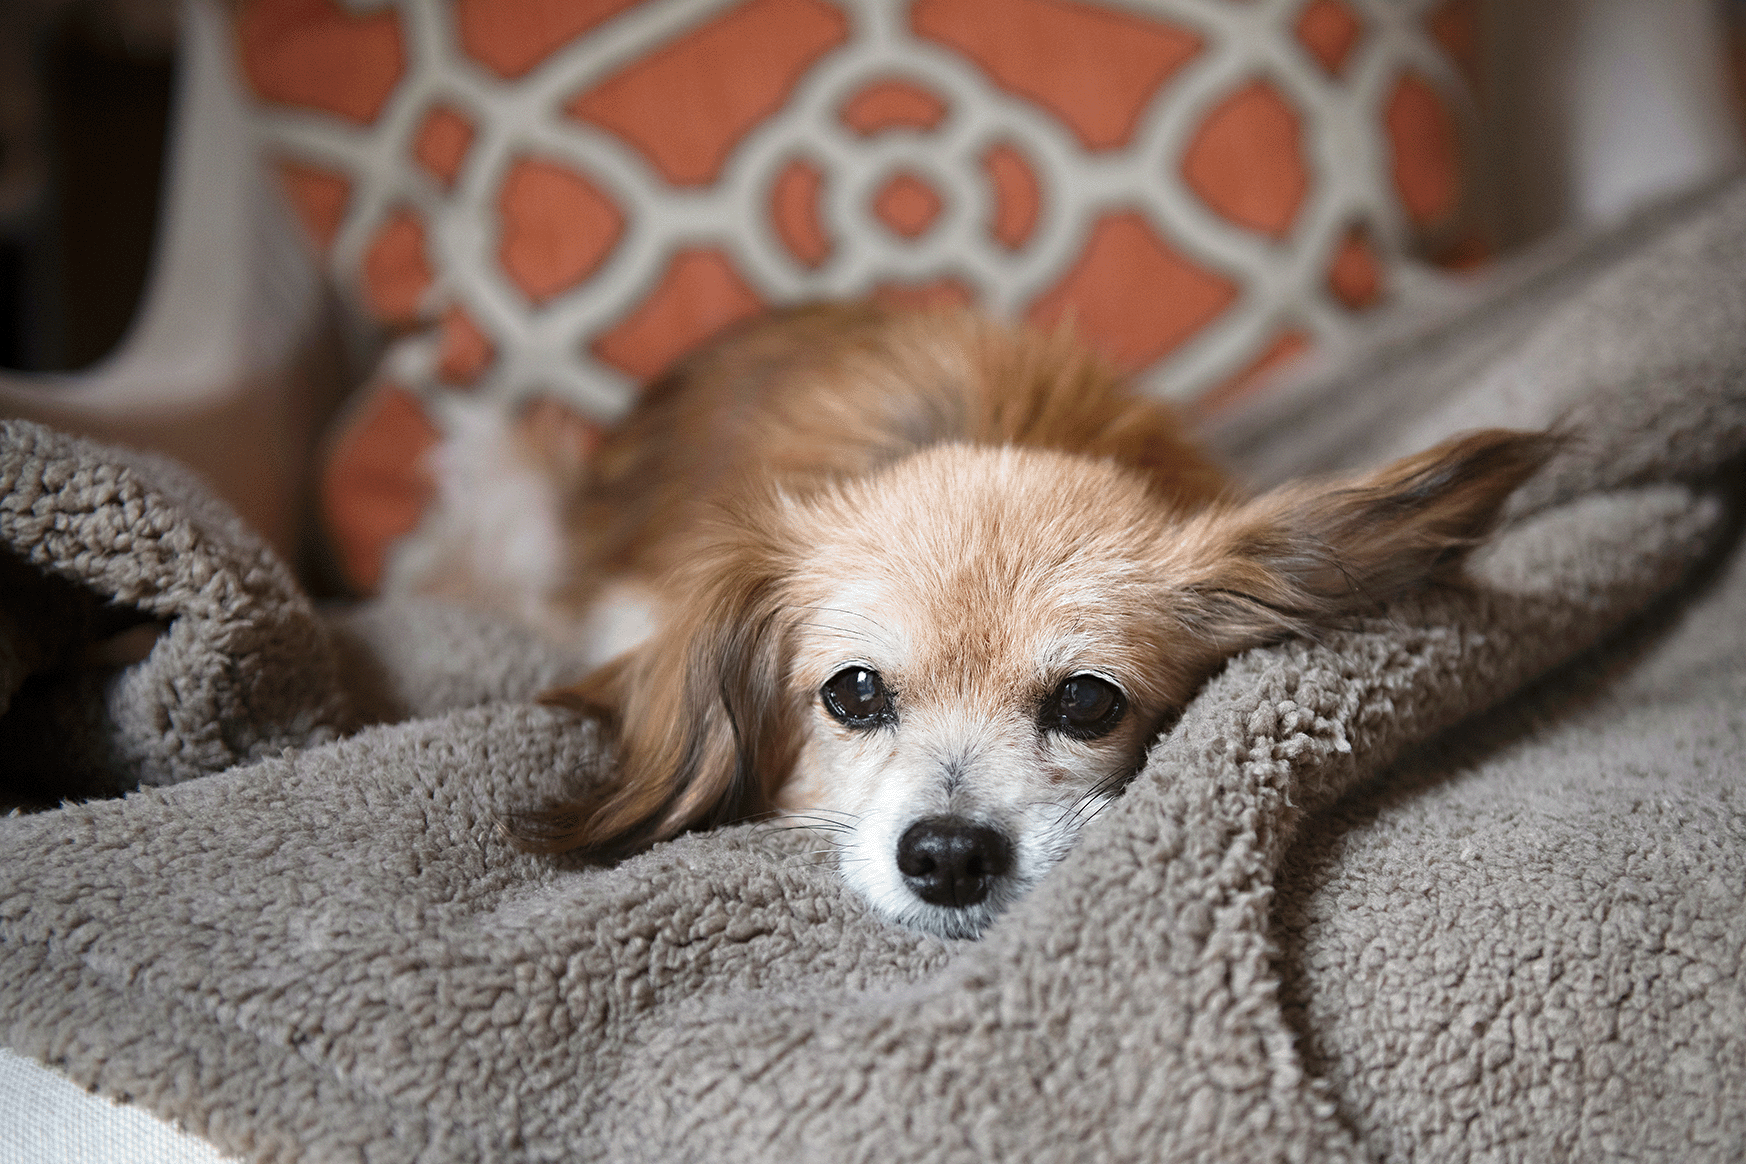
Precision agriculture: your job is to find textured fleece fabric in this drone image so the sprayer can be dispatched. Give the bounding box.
[1,178,1744,1163]
[0,427,349,798]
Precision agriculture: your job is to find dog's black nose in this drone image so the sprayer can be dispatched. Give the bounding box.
[896,817,1014,908]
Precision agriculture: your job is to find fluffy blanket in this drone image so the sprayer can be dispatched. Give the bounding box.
[2,178,1744,1163]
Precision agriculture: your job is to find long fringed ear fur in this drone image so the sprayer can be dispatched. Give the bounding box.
[1174,428,1557,646]
[507,537,798,858]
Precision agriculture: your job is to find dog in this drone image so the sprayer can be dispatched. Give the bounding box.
[395,303,1549,938]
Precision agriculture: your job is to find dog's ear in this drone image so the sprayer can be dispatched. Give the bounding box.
[1171,429,1556,646]
[509,535,797,858]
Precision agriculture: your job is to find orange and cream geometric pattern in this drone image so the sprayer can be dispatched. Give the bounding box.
[238,0,1484,591]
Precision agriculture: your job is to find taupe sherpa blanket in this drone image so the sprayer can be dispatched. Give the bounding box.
[2,177,1744,1163]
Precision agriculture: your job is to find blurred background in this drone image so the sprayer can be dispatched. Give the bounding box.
[2,0,1743,377]
[0,0,178,374]
[0,0,1742,592]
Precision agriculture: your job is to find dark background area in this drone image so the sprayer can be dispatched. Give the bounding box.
[0,9,174,373]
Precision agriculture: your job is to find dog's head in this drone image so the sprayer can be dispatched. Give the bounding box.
[525,428,1550,937]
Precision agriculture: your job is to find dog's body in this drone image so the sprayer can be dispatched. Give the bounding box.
[398,303,1548,937]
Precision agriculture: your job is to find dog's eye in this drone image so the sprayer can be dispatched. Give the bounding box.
[1043,674,1126,739]
[821,667,892,728]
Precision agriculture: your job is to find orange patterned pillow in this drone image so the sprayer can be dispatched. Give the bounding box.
[238,0,1485,592]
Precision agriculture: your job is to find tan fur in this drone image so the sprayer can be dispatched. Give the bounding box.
[544,303,1229,611]
[441,303,1551,935]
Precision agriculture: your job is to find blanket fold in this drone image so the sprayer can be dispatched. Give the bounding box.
[2,177,1744,1163]
[0,423,351,800]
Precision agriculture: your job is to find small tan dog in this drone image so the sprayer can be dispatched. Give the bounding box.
[399,303,1547,938]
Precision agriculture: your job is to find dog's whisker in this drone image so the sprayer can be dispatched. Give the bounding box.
[766,826,851,839]
[797,604,896,635]
[1059,782,1123,831]
[787,604,899,650]
[776,812,861,829]
[789,622,879,645]
[1069,794,1122,832]
[1021,799,1082,829]
[775,816,862,833]
[784,808,863,824]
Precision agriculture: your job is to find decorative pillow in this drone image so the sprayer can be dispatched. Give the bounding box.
[238,0,1486,593]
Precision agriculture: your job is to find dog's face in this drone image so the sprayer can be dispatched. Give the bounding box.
[772,446,1218,937]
